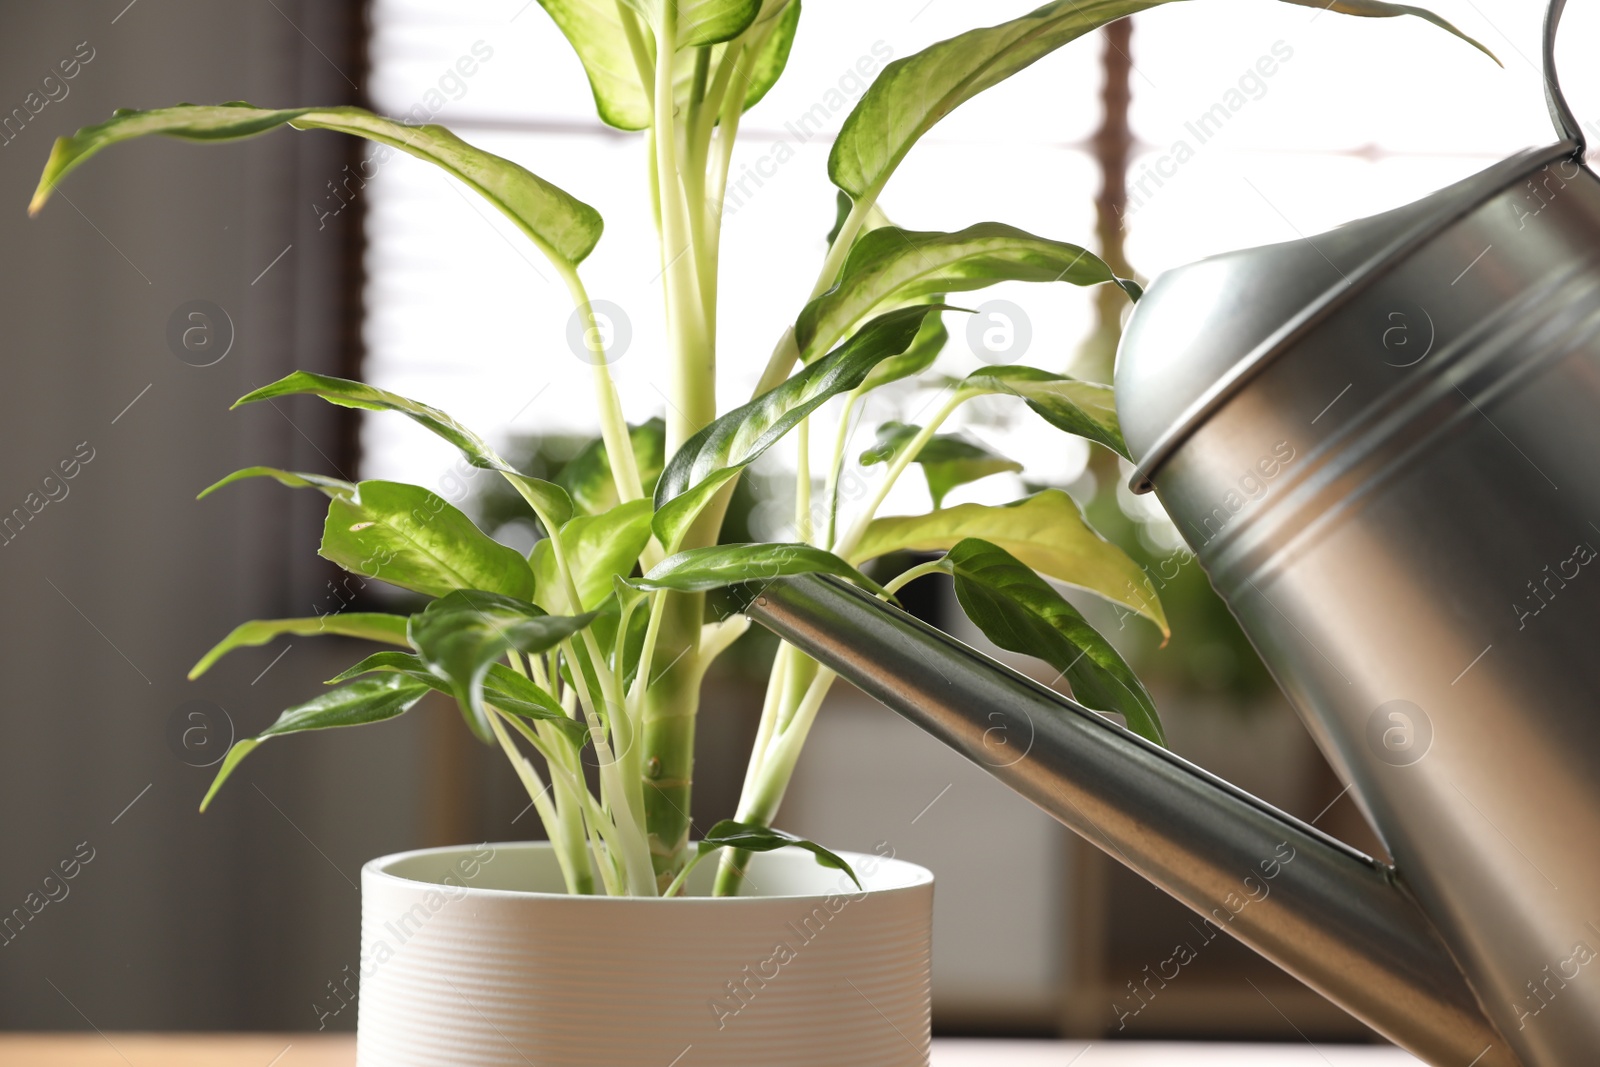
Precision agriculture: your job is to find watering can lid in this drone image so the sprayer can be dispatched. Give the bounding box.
[1114,141,1577,494]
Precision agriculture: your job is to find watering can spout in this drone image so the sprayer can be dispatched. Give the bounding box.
[740,575,1519,1066]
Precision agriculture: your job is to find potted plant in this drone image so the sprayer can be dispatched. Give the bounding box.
[29,1,1486,1062]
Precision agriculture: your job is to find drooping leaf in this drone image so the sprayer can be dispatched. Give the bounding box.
[189,613,411,680]
[233,372,574,528]
[859,422,1022,509]
[197,466,354,501]
[632,542,889,597]
[960,366,1127,460]
[738,0,802,110]
[32,104,603,265]
[531,498,656,612]
[859,305,948,391]
[506,476,577,530]
[828,0,1491,207]
[829,1,1167,204]
[200,675,431,810]
[694,820,859,888]
[851,490,1167,636]
[328,651,585,740]
[1276,0,1497,62]
[797,223,1119,362]
[653,303,943,548]
[937,538,1163,744]
[408,590,599,740]
[327,650,432,682]
[236,372,500,469]
[622,0,762,47]
[560,418,666,516]
[320,481,538,601]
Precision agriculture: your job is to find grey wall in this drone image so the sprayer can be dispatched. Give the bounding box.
[0,0,445,1031]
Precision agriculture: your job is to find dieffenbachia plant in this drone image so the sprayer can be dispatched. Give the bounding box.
[31,0,1489,896]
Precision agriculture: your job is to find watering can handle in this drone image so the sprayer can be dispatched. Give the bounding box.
[1545,0,1585,153]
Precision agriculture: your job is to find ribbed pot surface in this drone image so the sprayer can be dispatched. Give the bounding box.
[355,842,934,1066]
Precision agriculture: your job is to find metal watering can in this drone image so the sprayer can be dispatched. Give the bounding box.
[741,3,1600,1063]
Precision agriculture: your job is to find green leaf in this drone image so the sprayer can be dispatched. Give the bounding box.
[632,543,890,597]
[560,418,666,516]
[232,372,574,529]
[532,0,792,131]
[828,0,1494,208]
[507,476,576,530]
[829,1,1167,204]
[797,223,1117,362]
[200,676,431,810]
[938,538,1163,745]
[653,303,944,549]
[32,103,603,266]
[695,820,860,889]
[622,0,762,47]
[326,650,430,682]
[1276,0,1498,62]
[859,422,1022,509]
[960,366,1127,460]
[851,490,1167,636]
[534,1,694,130]
[860,305,948,391]
[739,0,802,111]
[236,372,501,469]
[329,651,585,740]
[197,466,354,501]
[189,613,411,680]
[320,481,538,601]
[408,590,599,740]
[531,498,656,612]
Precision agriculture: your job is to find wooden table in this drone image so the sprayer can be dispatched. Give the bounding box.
[0,1034,1425,1065]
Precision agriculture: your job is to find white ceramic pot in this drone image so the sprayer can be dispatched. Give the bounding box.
[355,841,934,1066]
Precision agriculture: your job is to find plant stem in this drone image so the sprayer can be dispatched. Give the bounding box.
[663,848,711,898]
[748,198,870,400]
[697,43,747,350]
[813,200,867,299]
[743,666,838,819]
[712,393,965,896]
[640,587,704,887]
[559,266,644,504]
[652,7,714,455]
[883,559,946,597]
[487,710,578,892]
[637,2,724,890]
[820,387,864,548]
[504,711,598,895]
[834,389,970,559]
[616,2,656,103]
[793,417,812,542]
[564,643,657,896]
[712,665,839,895]
[736,640,791,801]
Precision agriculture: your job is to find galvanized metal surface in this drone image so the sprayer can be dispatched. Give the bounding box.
[1129,154,1600,1067]
[742,576,1518,1066]
[1109,3,1600,1062]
